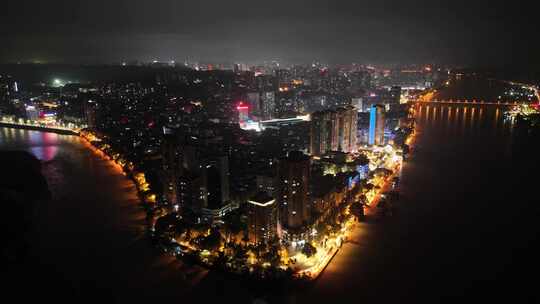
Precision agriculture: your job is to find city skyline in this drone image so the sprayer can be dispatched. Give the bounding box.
[2,2,540,303]
[2,1,540,68]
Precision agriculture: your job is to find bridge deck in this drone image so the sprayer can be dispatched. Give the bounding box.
[417,100,519,105]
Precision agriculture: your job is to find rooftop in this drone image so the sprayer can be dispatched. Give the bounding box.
[247,191,275,207]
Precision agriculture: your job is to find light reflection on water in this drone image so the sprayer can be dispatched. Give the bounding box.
[0,128,79,161]
[414,103,513,138]
[0,127,164,300]
[29,146,59,162]
[296,103,515,304]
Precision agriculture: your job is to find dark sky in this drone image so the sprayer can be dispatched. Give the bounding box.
[1,0,539,67]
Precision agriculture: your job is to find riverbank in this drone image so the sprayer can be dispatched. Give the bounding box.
[79,130,157,206]
[0,126,195,302]
[77,127,410,282]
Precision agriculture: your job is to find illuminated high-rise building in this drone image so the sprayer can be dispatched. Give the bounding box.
[278,151,310,232]
[256,174,277,197]
[205,155,230,210]
[261,91,276,120]
[246,92,261,117]
[161,127,182,205]
[390,86,402,105]
[310,110,338,156]
[25,105,39,121]
[84,100,97,129]
[369,104,385,146]
[310,106,357,156]
[0,75,17,105]
[181,146,230,212]
[247,192,278,244]
[161,129,233,219]
[337,106,358,153]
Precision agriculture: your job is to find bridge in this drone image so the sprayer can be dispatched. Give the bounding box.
[416,100,519,106]
[0,116,82,135]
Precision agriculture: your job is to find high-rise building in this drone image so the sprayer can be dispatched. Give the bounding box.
[310,107,357,156]
[349,107,358,151]
[205,155,230,209]
[182,146,231,210]
[161,129,232,219]
[247,192,278,244]
[256,174,277,197]
[179,173,206,211]
[255,75,274,91]
[234,63,250,73]
[161,128,180,205]
[388,86,402,110]
[83,100,97,129]
[25,105,39,121]
[278,151,310,232]
[350,70,372,92]
[310,110,338,156]
[261,91,276,120]
[352,97,363,112]
[390,86,402,104]
[275,69,292,88]
[0,75,17,107]
[337,106,358,153]
[369,104,385,146]
[246,92,261,117]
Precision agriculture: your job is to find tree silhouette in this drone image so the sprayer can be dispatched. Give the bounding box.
[350,202,365,220]
[200,227,223,252]
[302,243,317,258]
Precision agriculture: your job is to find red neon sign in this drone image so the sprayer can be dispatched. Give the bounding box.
[237,102,249,110]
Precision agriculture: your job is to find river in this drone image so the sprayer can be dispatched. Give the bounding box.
[1,102,538,303]
[295,103,517,303]
[0,128,208,301]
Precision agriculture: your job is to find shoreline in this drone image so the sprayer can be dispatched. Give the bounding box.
[0,121,79,135]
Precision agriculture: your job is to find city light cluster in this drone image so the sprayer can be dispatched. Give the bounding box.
[1,63,421,281]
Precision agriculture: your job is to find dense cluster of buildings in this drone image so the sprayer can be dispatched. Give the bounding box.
[161,125,235,219]
[1,63,426,273]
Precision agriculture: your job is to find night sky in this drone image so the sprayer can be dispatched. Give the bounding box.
[1,0,539,67]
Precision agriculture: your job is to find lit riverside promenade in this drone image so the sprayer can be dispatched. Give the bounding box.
[0,116,84,135]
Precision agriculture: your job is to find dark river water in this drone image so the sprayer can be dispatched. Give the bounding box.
[1,102,539,303]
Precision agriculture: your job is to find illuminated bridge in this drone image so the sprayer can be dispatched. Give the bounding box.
[417,100,520,106]
[0,116,82,135]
